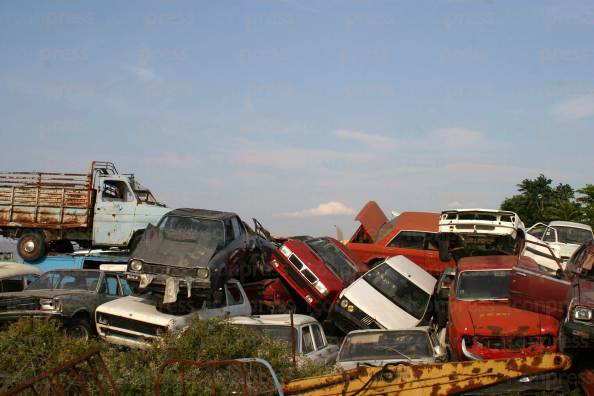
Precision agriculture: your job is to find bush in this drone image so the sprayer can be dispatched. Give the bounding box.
[0,317,333,395]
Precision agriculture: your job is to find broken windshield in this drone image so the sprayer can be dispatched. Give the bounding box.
[456,270,511,300]
[363,263,430,320]
[306,238,358,283]
[339,330,432,362]
[130,179,165,206]
[133,217,225,268]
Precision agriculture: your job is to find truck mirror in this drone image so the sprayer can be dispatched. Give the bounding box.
[556,268,564,279]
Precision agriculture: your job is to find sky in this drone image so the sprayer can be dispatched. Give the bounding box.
[1,0,594,238]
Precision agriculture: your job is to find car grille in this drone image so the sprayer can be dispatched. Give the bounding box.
[0,298,40,312]
[477,336,543,350]
[348,305,381,329]
[140,263,200,278]
[281,258,317,295]
[455,224,496,231]
[97,313,167,336]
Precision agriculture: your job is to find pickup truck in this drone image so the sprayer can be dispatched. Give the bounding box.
[0,161,169,262]
[527,221,594,264]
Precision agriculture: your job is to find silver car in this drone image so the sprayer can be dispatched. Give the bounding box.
[336,327,447,370]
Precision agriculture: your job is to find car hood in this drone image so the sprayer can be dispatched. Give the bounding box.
[577,278,594,306]
[462,302,554,337]
[0,289,93,300]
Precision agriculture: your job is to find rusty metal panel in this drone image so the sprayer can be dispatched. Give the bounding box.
[282,352,571,396]
[0,169,93,230]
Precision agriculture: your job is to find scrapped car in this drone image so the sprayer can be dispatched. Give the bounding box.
[346,201,454,276]
[330,255,436,334]
[509,238,594,352]
[0,267,130,339]
[448,255,559,361]
[0,262,42,292]
[126,208,257,304]
[527,221,593,264]
[241,278,295,314]
[31,250,129,272]
[229,314,339,365]
[96,279,251,349]
[335,327,447,370]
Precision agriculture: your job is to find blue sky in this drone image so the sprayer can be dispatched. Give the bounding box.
[1,0,593,237]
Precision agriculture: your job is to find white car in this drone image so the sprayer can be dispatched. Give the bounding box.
[95,279,251,349]
[0,262,42,292]
[336,327,447,370]
[331,256,436,333]
[528,221,593,264]
[229,314,339,365]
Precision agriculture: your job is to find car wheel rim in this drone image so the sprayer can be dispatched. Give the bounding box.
[24,240,36,253]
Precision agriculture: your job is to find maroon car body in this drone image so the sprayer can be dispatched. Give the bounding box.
[270,236,368,315]
[509,239,594,350]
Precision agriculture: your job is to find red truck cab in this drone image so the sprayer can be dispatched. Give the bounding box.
[346,201,455,277]
[448,255,559,360]
[270,236,368,315]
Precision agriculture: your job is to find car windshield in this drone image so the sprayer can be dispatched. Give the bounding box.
[239,325,297,343]
[456,270,511,300]
[363,263,431,320]
[555,226,593,245]
[339,330,432,362]
[306,238,358,283]
[26,271,100,291]
[130,179,165,206]
[133,217,225,268]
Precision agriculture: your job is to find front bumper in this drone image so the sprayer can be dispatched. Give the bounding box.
[563,320,594,346]
[0,310,64,324]
[329,304,382,335]
[127,273,211,292]
[96,324,155,349]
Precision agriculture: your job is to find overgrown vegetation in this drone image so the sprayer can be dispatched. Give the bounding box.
[501,174,594,227]
[0,318,333,395]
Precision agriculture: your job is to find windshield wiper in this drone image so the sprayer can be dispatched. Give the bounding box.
[378,346,413,360]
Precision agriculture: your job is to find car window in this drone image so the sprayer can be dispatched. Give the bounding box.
[301,326,315,354]
[424,233,439,251]
[102,180,133,202]
[99,275,119,296]
[1,276,23,292]
[24,274,39,286]
[311,324,326,350]
[543,228,556,243]
[119,277,132,296]
[226,283,244,305]
[225,220,235,244]
[231,217,242,239]
[387,231,425,250]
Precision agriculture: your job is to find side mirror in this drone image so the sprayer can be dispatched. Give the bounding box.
[434,345,445,357]
[556,268,564,279]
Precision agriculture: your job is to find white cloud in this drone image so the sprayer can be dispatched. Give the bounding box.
[447,200,463,209]
[428,127,487,148]
[126,65,160,82]
[553,95,594,120]
[282,201,355,217]
[334,129,399,147]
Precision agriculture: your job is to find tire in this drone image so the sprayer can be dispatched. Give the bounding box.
[65,318,92,341]
[17,232,47,262]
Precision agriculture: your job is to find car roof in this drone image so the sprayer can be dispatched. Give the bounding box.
[229,314,318,327]
[0,262,43,278]
[441,208,518,215]
[165,208,237,220]
[383,255,437,293]
[457,255,536,271]
[394,212,440,232]
[549,221,593,231]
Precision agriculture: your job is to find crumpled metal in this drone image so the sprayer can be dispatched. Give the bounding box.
[139,274,154,289]
[163,277,180,304]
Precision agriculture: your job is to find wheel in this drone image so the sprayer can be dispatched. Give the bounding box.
[17,232,47,262]
[65,318,92,341]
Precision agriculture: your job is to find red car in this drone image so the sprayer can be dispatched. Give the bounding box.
[346,201,455,276]
[447,255,559,360]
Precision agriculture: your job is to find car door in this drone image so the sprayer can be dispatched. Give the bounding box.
[97,273,125,306]
[300,324,317,360]
[310,323,337,364]
[93,178,137,246]
[224,281,252,317]
[225,217,250,278]
[509,256,571,320]
[384,230,428,268]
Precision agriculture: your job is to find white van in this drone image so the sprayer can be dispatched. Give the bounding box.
[331,256,436,333]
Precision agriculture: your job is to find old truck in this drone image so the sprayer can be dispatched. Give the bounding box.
[0,161,169,261]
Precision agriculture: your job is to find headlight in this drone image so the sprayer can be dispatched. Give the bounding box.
[314,281,329,296]
[574,306,593,321]
[129,259,143,271]
[96,313,108,325]
[40,298,58,311]
[339,297,349,308]
[196,267,209,279]
[280,245,292,257]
